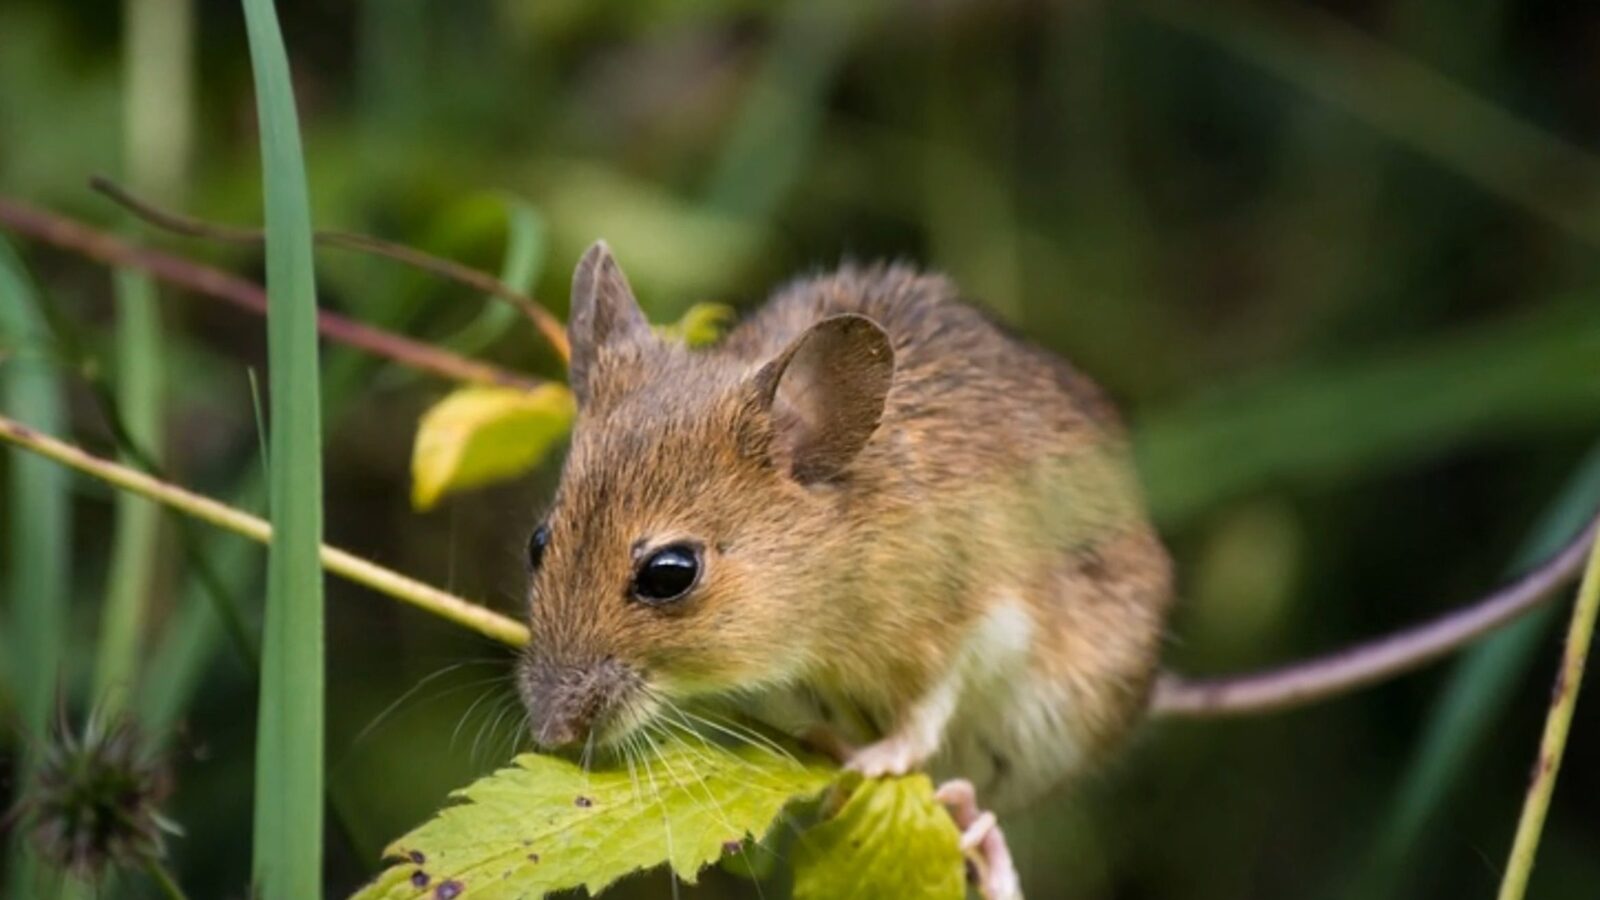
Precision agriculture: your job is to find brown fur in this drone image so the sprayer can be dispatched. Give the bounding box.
[518,244,1173,809]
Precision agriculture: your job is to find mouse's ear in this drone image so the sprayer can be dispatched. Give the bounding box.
[568,241,650,403]
[748,313,894,484]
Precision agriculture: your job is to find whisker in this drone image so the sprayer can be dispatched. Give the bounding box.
[343,662,505,758]
[676,707,798,767]
[450,681,515,752]
[633,734,681,900]
[473,694,520,767]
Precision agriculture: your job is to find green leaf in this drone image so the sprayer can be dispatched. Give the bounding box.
[654,302,736,348]
[410,384,575,511]
[352,742,835,900]
[793,775,966,900]
[238,0,327,896]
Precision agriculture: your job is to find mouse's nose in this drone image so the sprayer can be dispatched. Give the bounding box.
[517,655,635,751]
[531,711,588,750]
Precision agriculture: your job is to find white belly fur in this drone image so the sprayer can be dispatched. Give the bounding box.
[738,590,1084,811]
[929,593,1083,811]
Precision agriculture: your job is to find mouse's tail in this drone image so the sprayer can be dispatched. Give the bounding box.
[1148,513,1600,719]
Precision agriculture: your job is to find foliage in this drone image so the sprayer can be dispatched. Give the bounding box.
[5,1,1600,898]
[238,0,327,895]
[353,742,836,900]
[410,384,575,511]
[792,775,965,900]
[655,302,738,348]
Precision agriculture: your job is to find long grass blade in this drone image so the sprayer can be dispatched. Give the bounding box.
[442,197,546,356]
[97,0,192,719]
[1136,299,1600,525]
[93,269,166,714]
[238,0,327,895]
[0,236,73,898]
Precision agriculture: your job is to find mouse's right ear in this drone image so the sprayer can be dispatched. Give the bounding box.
[745,313,895,484]
[568,240,650,404]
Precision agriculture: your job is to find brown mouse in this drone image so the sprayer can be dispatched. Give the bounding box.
[516,241,1174,898]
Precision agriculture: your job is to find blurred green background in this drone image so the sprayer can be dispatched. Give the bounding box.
[3,0,1600,897]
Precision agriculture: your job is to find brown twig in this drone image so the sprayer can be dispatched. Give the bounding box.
[1151,514,1600,718]
[89,176,571,361]
[0,196,541,390]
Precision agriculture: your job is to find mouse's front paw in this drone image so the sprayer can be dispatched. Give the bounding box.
[844,732,933,778]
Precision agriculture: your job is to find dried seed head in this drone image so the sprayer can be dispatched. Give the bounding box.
[15,712,176,880]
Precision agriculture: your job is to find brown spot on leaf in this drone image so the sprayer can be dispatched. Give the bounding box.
[435,880,464,900]
[527,853,540,863]
[722,840,742,855]
[574,795,593,808]
[409,850,426,865]
[411,870,430,889]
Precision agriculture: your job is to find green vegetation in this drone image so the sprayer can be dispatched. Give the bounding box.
[3,1,1599,897]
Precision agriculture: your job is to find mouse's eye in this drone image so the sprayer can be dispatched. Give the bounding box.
[632,543,701,604]
[526,523,551,571]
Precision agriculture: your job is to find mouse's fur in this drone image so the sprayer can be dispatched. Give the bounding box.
[518,243,1173,810]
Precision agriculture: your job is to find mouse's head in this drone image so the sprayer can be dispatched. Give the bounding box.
[516,242,894,751]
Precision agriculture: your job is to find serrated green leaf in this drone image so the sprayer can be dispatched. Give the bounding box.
[654,302,736,348]
[793,775,965,900]
[352,742,835,900]
[410,384,575,511]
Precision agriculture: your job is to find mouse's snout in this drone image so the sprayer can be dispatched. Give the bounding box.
[517,654,641,750]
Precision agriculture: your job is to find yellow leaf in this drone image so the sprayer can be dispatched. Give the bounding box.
[792,775,966,900]
[654,302,736,348]
[410,384,575,511]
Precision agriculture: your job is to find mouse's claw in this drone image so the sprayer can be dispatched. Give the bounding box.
[936,778,1022,900]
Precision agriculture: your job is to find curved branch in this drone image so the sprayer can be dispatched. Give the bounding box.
[89,176,571,361]
[0,196,541,390]
[1151,514,1600,718]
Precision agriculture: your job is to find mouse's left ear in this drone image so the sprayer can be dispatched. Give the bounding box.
[569,240,651,404]
[747,313,895,484]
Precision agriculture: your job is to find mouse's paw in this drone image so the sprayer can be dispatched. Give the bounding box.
[936,778,1022,900]
[844,732,933,778]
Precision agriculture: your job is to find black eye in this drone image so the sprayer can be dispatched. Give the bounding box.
[632,544,701,604]
[526,524,550,571]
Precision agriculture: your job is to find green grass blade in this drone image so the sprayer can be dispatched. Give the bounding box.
[99,0,192,715]
[701,2,868,221]
[1341,442,1600,899]
[1136,0,1600,247]
[93,268,165,715]
[441,196,546,356]
[1136,298,1600,525]
[0,235,73,898]
[238,0,326,896]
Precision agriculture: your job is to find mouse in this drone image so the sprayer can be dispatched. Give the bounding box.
[516,241,1174,899]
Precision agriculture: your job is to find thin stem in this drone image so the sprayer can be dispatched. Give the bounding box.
[145,858,190,900]
[1150,514,1599,718]
[0,413,530,648]
[1496,523,1600,900]
[89,176,571,361]
[0,196,541,390]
